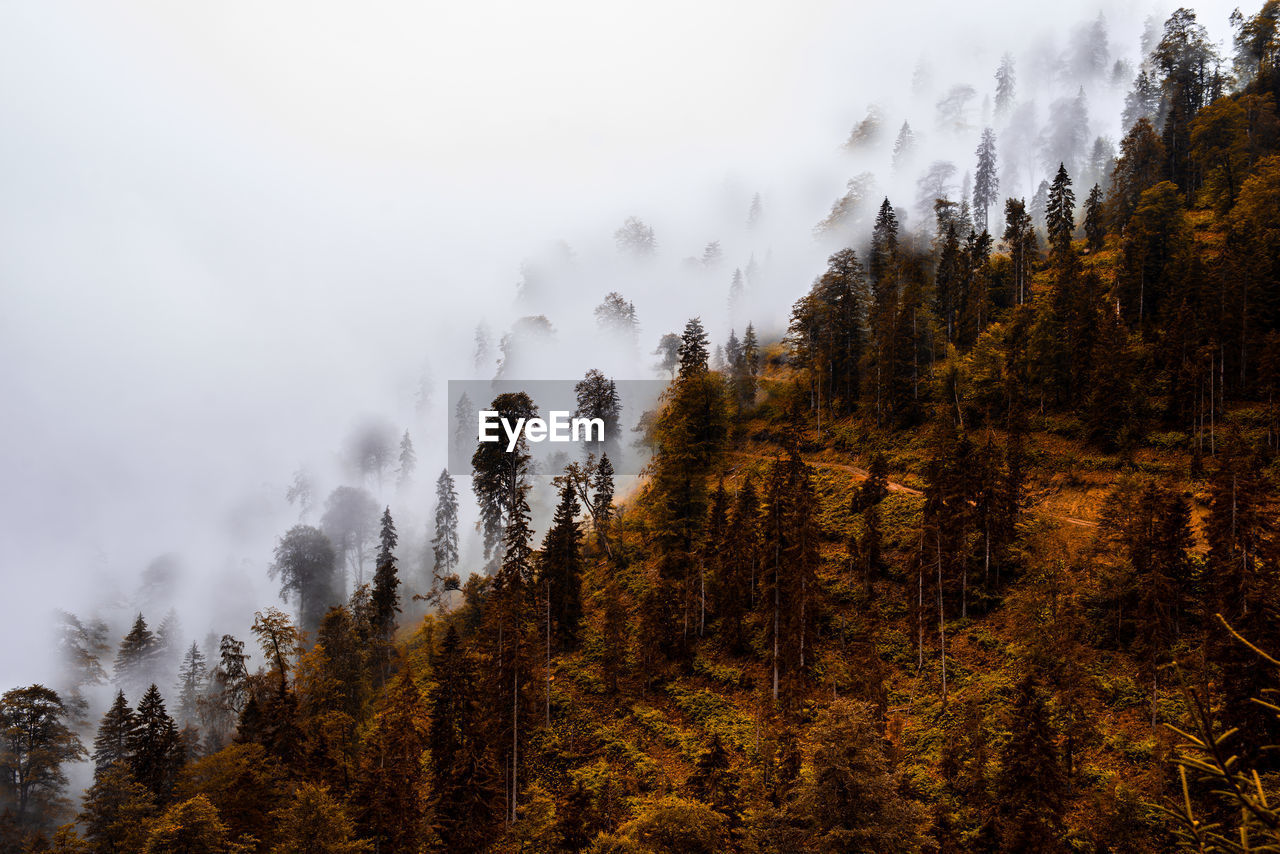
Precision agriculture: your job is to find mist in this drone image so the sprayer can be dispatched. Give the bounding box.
[0,0,1243,710]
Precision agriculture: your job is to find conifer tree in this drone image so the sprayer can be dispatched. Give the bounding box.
[395,430,415,492]
[717,478,760,654]
[113,615,159,702]
[760,449,821,703]
[429,469,460,600]
[427,626,499,852]
[174,642,205,729]
[92,692,135,777]
[995,53,1016,115]
[1083,183,1106,251]
[541,478,583,648]
[973,128,999,230]
[472,392,538,562]
[128,685,182,801]
[1002,199,1037,305]
[997,675,1067,852]
[353,666,427,853]
[1046,163,1076,256]
[370,507,400,660]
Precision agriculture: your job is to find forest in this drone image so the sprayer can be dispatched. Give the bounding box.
[8,2,1280,852]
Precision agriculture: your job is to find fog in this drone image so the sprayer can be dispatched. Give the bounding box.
[0,0,1243,704]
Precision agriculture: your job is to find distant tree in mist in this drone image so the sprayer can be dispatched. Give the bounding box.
[845,105,882,150]
[935,85,976,133]
[429,469,460,601]
[1068,13,1110,82]
[320,486,379,589]
[815,174,875,239]
[198,635,249,750]
[974,128,1000,230]
[269,525,340,631]
[1030,179,1050,232]
[54,611,109,728]
[654,333,682,379]
[701,241,723,268]
[594,292,639,348]
[574,369,621,457]
[174,642,205,728]
[747,192,763,228]
[916,161,957,227]
[395,431,415,492]
[473,323,493,374]
[614,216,656,258]
[892,122,916,170]
[1123,70,1160,129]
[286,468,314,521]
[114,615,160,702]
[1040,88,1089,176]
[995,53,1016,116]
[497,315,554,378]
[454,391,477,454]
[345,421,397,492]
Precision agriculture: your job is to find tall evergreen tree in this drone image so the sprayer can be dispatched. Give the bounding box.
[541,479,583,648]
[92,692,136,777]
[472,392,538,563]
[427,626,498,853]
[353,666,428,853]
[370,507,400,650]
[127,685,182,801]
[174,642,205,729]
[1083,183,1106,251]
[429,469,460,599]
[113,615,159,702]
[974,128,1000,230]
[997,675,1067,852]
[1046,163,1076,256]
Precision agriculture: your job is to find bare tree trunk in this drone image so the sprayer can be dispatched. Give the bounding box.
[937,538,947,709]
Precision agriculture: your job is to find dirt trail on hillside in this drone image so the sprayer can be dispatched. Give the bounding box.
[728,450,1100,530]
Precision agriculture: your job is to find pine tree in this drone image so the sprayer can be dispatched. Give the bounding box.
[1046,163,1076,256]
[174,643,205,729]
[1002,198,1037,305]
[472,392,538,563]
[370,507,400,662]
[541,479,583,648]
[353,666,428,854]
[128,685,182,801]
[429,469,460,600]
[761,450,821,704]
[574,369,621,457]
[395,430,415,492]
[687,733,741,826]
[427,627,499,853]
[92,692,135,777]
[997,675,1067,852]
[973,128,999,230]
[1083,183,1106,251]
[113,615,159,702]
[787,248,869,414]
[892,122,916,169]
[995,53,1016,115]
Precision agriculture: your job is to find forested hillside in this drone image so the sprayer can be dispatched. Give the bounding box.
[8,3,1280,852]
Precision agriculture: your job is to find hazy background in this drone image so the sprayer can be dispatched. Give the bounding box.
[0,0,1244,694]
